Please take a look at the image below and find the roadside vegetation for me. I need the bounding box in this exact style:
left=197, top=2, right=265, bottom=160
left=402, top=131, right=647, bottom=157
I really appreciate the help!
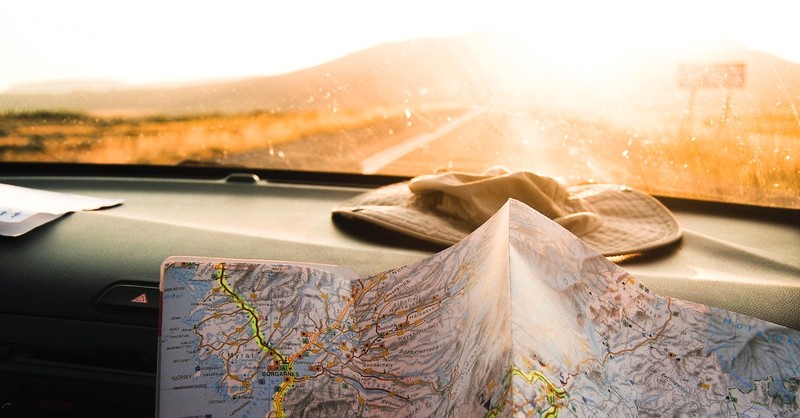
left=546, top=110, right=799, bottom=208
left=0, top=107, right=797, bottom=208
left=0, top=108, right=420, bottom=165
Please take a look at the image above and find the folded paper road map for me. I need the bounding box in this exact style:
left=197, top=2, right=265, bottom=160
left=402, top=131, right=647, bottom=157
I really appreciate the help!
left=158, top=199, right=799, bottom=417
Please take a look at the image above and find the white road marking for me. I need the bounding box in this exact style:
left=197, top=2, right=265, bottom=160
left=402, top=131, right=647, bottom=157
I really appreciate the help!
left=360, top=108, right=484, bottom=174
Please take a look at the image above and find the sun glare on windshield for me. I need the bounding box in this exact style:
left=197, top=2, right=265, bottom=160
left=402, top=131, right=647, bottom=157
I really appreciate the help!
left=0, top=1, right=798, bottom=208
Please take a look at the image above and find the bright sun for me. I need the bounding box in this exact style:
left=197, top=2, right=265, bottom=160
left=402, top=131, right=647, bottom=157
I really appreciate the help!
left=0, top=0, right=797, bottom=92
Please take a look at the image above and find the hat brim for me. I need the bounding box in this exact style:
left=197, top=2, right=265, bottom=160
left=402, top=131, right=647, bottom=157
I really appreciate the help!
left=567, top=184, right=682, bottom=255
left=332, top=182, right=681, bottom=256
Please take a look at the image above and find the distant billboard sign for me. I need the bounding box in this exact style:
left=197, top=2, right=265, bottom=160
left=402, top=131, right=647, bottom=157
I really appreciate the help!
left=678, top=63, right=746, bottom=89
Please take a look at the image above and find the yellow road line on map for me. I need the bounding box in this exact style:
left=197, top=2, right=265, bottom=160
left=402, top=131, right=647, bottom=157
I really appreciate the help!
left=211, top=263, right=295, bottom=417
left=486, top=367, right=567, bottom=418
left=273, top=271, right=391, bottom=415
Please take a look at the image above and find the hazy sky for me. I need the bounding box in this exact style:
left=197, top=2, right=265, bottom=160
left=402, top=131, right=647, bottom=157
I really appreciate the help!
left=1, top=0, right=798, bottom=92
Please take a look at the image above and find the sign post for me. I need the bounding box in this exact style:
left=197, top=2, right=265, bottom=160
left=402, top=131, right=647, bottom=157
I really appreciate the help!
left=678, top=62, right=746, bottom=130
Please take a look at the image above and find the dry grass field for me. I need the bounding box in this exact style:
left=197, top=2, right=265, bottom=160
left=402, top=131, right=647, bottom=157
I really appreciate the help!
left=542, top=110, right=800, bottom=208
left=0, top=108, right=414, bottom=165
left=1, top=107, right=797, bottom=208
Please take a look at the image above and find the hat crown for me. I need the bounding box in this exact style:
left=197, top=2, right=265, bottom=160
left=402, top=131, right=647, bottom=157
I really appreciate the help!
left=408, top=170, right=601, bottom=236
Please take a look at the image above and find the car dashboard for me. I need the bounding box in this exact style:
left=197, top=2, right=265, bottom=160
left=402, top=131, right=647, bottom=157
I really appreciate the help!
left=0, top=164, right=798, bottom=417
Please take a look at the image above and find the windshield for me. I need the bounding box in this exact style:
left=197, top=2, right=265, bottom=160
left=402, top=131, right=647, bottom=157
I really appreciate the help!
left=1, top=1, right=798, bottom=209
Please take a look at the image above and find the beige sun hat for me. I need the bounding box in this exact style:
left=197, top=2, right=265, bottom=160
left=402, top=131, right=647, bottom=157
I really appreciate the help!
left=332, top=167, right=681, bottom=256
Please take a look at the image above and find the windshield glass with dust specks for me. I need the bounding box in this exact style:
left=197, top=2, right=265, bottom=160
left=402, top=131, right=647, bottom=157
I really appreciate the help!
left=1, top=1, right=798, bottom=208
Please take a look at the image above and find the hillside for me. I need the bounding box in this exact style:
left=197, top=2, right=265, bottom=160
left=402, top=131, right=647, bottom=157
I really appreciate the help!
left=1, top=32, right=798, bottom=120
left=0, top=35, right=493, bottom=116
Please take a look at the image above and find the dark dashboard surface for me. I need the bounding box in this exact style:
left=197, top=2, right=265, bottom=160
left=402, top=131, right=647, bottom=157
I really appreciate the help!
left=0, top=169, right=798, bottom=417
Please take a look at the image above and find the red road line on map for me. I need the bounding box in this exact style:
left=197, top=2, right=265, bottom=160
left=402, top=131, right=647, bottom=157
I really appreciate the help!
left=604, top=298, right=674, bottom=362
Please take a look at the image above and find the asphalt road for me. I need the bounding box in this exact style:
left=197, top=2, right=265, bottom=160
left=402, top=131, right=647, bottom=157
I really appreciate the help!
left=218, top=107, right=570, bottom=178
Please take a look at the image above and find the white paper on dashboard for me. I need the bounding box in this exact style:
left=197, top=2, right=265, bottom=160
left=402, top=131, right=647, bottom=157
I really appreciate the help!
left=0, top=183, right=123, bottom=236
